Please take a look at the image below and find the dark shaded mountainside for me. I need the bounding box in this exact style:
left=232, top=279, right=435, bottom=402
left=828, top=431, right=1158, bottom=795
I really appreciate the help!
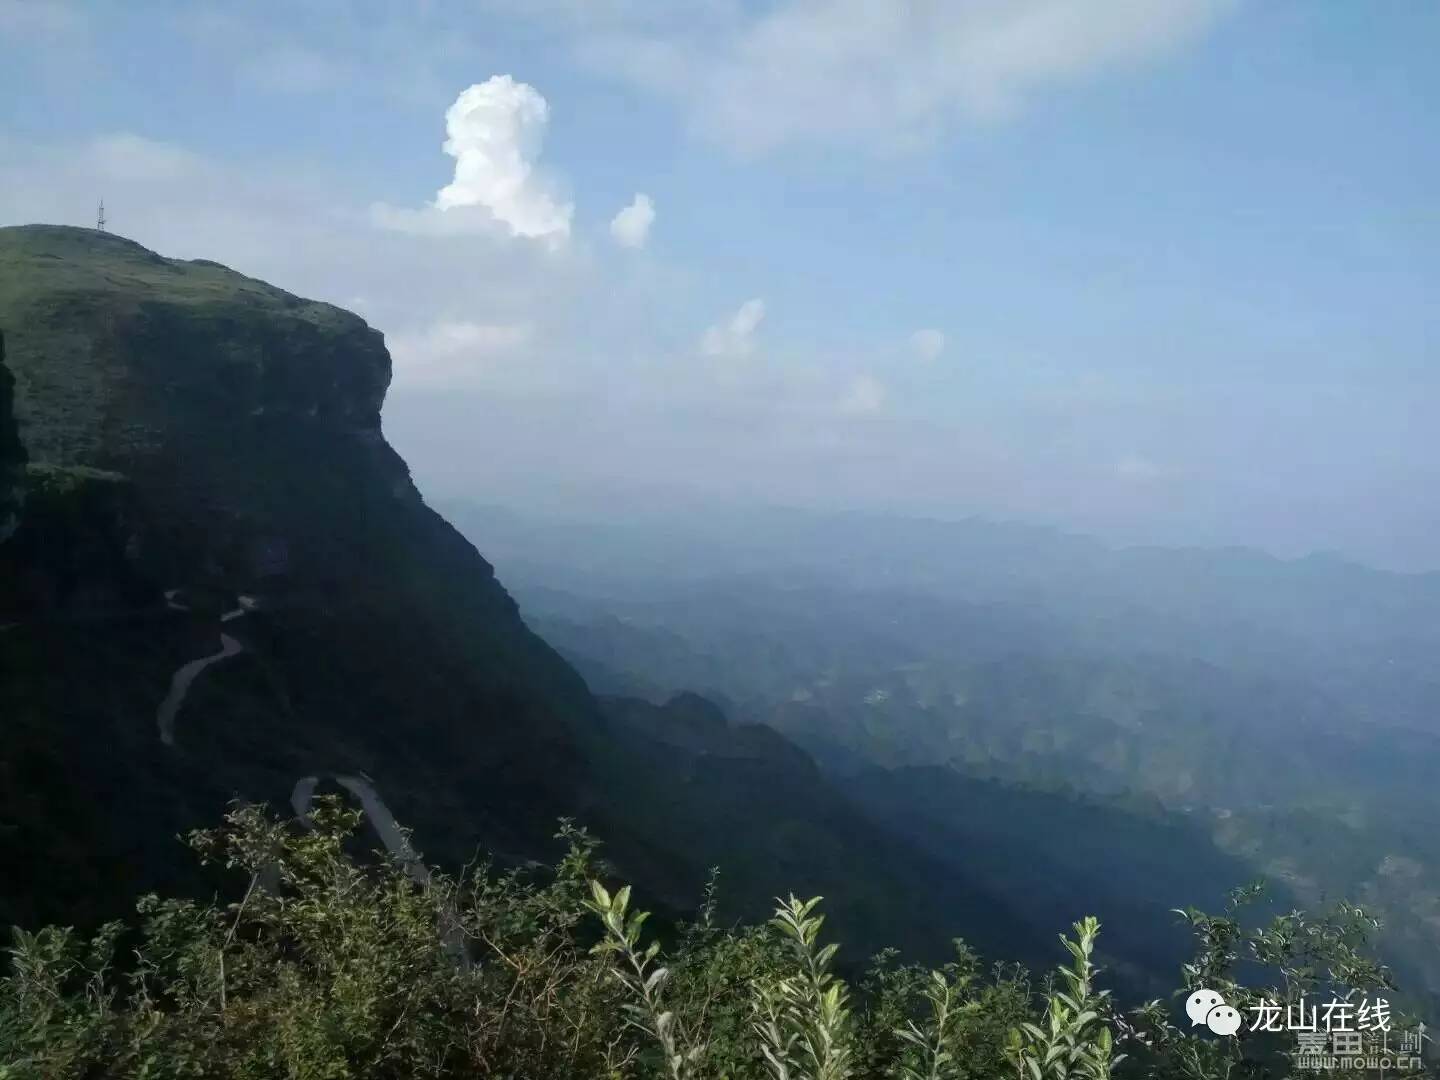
left=0, top=225, right=595, bottom=925
left=0, top=224, right=1151, bottom=984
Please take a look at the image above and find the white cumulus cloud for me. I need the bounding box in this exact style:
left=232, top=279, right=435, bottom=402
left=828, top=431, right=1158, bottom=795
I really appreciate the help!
left=609, top=192, right=655, bottom=248
left=701, top=298, right=765, bottom=357
left=375, top=76, right=573, bottom=246
left=909, top=328, right=946, bottom=362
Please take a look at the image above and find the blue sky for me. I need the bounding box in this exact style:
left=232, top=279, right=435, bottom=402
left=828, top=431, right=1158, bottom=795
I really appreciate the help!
left=2, top=1, right=1437, bottom=568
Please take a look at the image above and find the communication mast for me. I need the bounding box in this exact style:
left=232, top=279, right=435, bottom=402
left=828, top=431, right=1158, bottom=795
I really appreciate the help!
left=96, top=199, right=107, bottom=232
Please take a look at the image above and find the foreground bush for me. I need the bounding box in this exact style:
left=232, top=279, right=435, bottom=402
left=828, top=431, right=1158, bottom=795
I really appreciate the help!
left=0, top=800, right=1417, bottom=1078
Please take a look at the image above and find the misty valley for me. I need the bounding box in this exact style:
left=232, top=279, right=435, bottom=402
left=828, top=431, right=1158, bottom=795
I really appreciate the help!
left=452, top=502, right=1440, bottom=1000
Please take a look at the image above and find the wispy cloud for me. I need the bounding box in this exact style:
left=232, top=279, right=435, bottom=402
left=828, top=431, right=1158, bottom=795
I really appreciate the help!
left=242, top=44, right=349, bottom=94
left=390, top=319, right=535, bottom=388
left=909, top=328, right=946, bottom=362
left=1114, top=454, right=1166, bottom=481
left=839, top=374, right=886, bottom=415
left=556, top=0, right=1238, bottom=152
left=700, top=298, right=765, bottom=357
left=88, top=134, right=203, bottom=182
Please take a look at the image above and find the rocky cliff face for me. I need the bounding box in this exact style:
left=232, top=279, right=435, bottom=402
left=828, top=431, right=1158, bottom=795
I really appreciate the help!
left=0, top=226, right=600, bottom=929
left=0, top=226, right=418, bottom=592
left=1, top=227, right=387, bottom=457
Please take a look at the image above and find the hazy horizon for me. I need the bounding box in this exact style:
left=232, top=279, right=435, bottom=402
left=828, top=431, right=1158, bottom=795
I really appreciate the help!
left=412, top=468, right=1439, bottom=578
left=3, top=1, right=1436, bottom=571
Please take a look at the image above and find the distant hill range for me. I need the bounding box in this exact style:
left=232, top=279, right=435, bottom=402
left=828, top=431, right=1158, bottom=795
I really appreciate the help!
left=440, top=499, right=1440, bottom=1003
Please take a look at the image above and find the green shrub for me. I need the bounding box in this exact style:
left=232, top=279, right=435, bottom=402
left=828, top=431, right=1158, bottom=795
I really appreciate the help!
left=0, top=802, right=1419, bottom=1079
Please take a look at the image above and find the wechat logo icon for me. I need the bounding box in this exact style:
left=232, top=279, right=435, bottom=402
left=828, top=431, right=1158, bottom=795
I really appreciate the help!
left=1185, top=989, right=1241, bottom=1036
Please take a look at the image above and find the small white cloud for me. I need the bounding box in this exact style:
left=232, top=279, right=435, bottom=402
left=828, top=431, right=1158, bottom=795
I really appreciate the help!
left=390, top=319, right=533, bottom=388
left=609, top=192, right=655, bottom=248
left=839, top=374, right=886, bottom=415
left=701, top=298, right=765, bottom=357
left=909, top=328, right=945, bottom=362
left=376, top=76, right=573, bottom=247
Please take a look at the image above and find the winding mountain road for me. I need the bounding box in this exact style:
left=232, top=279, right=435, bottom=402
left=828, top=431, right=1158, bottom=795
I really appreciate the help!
left=290, top=773, right=468, bottom=964
left=154, top=591, right=258, bottom=747
left=147, top=589, right=466, bottom=960
left=290, top=773, right=431, bottom=887
left=156, top=632, right=244, bottom=747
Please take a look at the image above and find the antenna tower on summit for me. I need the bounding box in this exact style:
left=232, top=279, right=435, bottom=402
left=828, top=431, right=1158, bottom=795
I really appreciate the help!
left=96, top=199, right=107, bottom=232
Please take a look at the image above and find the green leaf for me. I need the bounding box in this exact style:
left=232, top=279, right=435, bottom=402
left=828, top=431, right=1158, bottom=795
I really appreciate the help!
left=589, top=880, right=612, bottom=910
